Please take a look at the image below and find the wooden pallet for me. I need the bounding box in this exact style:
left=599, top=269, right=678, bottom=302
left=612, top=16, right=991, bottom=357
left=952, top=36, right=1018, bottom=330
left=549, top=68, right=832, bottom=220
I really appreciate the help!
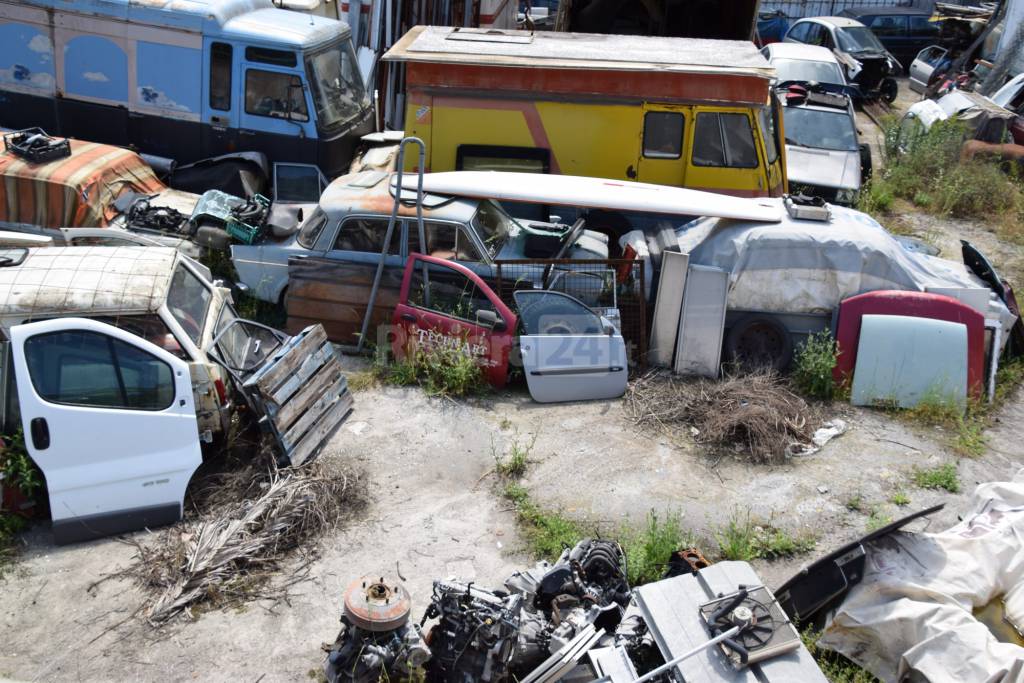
left=243, top=324, right=354, bottom=466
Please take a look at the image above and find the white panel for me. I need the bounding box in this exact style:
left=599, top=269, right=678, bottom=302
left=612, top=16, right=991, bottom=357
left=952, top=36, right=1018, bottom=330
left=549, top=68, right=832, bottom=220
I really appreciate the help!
left=649, top=250, right=688, bottom=367
left=674, top=265, right=728, bottom=377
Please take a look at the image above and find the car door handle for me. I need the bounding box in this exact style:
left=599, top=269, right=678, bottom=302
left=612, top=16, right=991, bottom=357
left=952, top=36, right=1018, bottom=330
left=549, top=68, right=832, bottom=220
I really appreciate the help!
left=401, top=313, right=417, bottom=322
left=30, top=417, right=50, bottom=450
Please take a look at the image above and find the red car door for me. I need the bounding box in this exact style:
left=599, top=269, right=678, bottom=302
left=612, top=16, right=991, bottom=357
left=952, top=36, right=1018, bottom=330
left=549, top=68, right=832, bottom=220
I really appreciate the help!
left=392, top=253, right=517, bottom=388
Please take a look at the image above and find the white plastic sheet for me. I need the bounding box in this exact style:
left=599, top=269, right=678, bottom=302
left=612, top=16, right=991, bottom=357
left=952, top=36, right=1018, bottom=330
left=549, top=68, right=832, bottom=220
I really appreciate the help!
left=819, top=469, right=1024, bottom=682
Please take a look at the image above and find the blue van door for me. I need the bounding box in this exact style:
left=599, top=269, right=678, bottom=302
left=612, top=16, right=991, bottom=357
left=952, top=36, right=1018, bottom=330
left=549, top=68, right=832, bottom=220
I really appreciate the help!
left=237, top=50, right=320, bottom=169
left=201, top=39, right=240, bottom=158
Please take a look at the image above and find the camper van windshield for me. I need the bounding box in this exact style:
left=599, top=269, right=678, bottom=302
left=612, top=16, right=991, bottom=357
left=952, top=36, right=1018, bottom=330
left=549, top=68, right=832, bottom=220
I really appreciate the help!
left=305, top=41, right=367, bottom=131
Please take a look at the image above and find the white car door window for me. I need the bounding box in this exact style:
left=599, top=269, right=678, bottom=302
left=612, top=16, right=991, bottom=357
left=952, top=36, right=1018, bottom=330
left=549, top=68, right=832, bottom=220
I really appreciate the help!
left=11, top=318, right=201, bottom=544
left=513, top=290, right=627, bottom=403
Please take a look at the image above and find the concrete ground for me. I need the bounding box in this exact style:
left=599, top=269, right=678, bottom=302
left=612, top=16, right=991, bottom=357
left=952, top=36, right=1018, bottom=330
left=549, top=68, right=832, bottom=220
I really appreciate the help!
left=2, top=77, right=1023, bottom=682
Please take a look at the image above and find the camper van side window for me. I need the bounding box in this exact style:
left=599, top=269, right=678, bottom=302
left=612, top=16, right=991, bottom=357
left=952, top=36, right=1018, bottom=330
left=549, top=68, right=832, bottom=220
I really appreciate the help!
left=210, top=43, right=232, bottom=111
left=245, top=70, right=309, bottom=121
left=245, top=47, right=298, bottom=68
left=692, top=113, right=758, bottom=169
left=643, top=112, right=684, bottom=159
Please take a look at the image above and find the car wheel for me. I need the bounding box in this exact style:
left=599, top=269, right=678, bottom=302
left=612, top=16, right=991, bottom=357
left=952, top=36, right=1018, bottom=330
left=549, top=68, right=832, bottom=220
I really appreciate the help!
left=880, top=78, right=898, bottom=104
left=725, top=314, right=793, bottom=372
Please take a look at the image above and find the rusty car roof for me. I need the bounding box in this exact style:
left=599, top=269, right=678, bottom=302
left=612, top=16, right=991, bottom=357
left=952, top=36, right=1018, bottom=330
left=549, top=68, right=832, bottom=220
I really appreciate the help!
left=384, top=25, right=775, bottom=77
left=0, top=246, right=178, bottom=319
left=319, top=171, right=478, bottom=222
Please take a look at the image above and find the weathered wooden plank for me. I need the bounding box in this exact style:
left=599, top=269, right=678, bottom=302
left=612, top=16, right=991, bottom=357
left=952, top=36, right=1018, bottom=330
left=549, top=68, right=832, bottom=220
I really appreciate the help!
left=265, top=342, right=336, bottom=406
left=280, top=374, right=348, bottom=451
left=247, top=324, right=328, bottom=396
left=273, top=360, right=343, bottom=432
left=286, top=391, right=354, bottom=466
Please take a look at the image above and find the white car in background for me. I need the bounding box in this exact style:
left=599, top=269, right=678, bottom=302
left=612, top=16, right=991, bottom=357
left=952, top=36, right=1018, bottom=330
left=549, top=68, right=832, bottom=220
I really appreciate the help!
left=761, top=42, right=849, bottom=86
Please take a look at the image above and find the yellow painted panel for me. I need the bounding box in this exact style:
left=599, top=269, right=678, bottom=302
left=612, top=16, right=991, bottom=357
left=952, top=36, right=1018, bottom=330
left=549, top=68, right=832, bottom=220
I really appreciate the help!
left=637, top=104, right=691, bottom=187
left=536, top=101, right=640, bottom=180
left=403, top=99, right=433, bottom=171
left=431, top=105, right=535, bottom=172
left=684, top=106, right=766, bottom=194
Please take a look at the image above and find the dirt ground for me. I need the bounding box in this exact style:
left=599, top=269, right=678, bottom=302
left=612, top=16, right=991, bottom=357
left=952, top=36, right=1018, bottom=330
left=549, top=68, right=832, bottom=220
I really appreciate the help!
left=3, top=79, right=1024, bottom=682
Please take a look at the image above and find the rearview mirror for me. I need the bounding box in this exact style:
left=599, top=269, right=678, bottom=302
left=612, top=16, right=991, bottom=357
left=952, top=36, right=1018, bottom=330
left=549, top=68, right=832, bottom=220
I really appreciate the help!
left=476, top=309, right=506, bottom=332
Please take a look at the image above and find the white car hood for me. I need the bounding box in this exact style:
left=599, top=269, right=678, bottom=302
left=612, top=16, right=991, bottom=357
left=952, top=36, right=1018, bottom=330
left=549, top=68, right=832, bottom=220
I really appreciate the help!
left=786, top=145, right=861, bottom=191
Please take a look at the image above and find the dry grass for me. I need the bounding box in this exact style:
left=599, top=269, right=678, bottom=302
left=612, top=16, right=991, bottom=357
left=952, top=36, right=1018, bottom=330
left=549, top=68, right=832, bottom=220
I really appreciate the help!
left=122, top=451, right=366, bottom=624
left=624, top=370, right=818, bottom=464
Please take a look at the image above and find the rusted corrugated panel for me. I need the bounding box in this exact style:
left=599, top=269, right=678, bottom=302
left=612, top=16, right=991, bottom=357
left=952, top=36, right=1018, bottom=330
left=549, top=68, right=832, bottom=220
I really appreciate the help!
left=406, top=63, right=769, bottom=105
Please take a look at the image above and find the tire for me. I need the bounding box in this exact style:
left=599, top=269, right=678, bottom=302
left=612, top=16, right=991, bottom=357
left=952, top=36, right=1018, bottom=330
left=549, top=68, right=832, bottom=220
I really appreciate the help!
left=880, top=78, right=898, bottom=104
left=725, top=314, right=794, bottom=372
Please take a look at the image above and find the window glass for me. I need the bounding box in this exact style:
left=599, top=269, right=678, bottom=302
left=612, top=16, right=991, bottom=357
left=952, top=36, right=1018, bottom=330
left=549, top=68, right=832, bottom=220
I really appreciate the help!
left=304, top=42, right=366, bottom=130
left=297, top=207, right=328, bottom=249
left=513, top=291, right=603, bottom=336
left=24, top=330, right=173, bottom=410
left=457, top=145, right=549, bottom=173
left=471, top=201, right=514, bottom=257
left=771, top=58, right=845, bottom=84
left=92, top=314, right=187, bottom=360
left=836, top=26, right=885, bottom=52
left=213, top=308, right=283, bottom=373
left=407, top=260, right=497, bottom=322
left=692, top=113, right=759, bottom=168
left=758, top=107, right=779, bottom=164
left=210, top=43, right=232, bottom=111
left=407, top=222, right=483, bottom=261
left=167, top=263, right=212, bottom=344
left=333, top=217, right=402, bottom=253
left=804, top=24, right=826, bottom=46
left=869, top=15, right=907, bottom=37
left=275, top=164, right=323, bottom=202
left=909, top=16, right=939, bottom=37
left=245, top=47, right=297, bottom=67
left=643, top=111, right=684, bottom=159
left=244, top=70, right=308, bottom=121
left=788, top=22, right=810, bottom=42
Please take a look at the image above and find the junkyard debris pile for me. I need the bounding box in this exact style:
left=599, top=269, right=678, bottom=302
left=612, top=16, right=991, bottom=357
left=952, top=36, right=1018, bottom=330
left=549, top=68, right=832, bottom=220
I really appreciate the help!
left=124, top=457, right=365, bottom=623
left=625, top=370, right=818, bottom=464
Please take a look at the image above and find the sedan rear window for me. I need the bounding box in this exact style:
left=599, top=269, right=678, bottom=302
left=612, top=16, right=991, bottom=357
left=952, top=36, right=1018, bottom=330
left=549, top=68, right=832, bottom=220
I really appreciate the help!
left=297, top=207, right=328, bottom=249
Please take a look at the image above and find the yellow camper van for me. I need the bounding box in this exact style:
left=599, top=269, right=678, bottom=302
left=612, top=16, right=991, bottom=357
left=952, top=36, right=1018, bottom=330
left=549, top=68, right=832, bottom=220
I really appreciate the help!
left=383, top=26, right=786, bottom=197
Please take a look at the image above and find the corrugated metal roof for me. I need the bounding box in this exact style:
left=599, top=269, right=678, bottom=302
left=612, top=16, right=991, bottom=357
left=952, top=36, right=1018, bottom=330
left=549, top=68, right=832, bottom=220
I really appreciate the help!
left=0, top=246, right=178, bottom=319
left=384, top=25, right=774, bottom=77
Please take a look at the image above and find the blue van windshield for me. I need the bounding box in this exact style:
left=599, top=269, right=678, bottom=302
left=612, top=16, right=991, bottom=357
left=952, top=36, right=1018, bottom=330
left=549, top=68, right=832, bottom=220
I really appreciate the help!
left=305, top=42, right=367, bottom=130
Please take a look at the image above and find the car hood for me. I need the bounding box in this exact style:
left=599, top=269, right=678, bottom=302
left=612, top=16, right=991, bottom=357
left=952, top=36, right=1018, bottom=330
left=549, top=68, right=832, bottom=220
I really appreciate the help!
left=786, top=145, right=861, bottom=191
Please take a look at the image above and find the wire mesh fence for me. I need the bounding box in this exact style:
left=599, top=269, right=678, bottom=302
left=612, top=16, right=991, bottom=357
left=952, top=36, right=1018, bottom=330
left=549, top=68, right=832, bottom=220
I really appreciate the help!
left=491, top=259, right=648, bottom=370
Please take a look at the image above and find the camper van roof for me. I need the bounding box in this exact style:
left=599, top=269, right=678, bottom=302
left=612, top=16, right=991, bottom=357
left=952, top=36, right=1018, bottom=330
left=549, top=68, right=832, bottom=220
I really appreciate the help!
left=384, top=25, right=774, bottom=77
left=18, top=0, right=349, bottom=45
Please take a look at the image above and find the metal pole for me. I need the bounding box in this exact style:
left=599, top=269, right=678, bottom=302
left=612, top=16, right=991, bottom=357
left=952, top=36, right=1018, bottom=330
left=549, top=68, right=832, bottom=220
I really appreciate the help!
left=633, top=626, right=741, bottom=683
left=355, top=136, right=426, bottom=353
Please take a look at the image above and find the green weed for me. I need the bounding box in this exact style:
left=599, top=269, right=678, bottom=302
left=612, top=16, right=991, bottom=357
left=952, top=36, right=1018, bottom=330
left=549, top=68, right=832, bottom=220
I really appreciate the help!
left=377, top=342, right=486, bottom=398
left=844, top=494, right=864, bottom=512
left=0, top=431, right=42, bottom=498
left=865, top=508, right=893, bottom=532
left=912, top=463, right=960, bottom=493
left=502, top=483, right=586, bottom=562
left=792, top=330, right=839, bottom=400
left=620, top=510, right=693, bottom=586
left=494, top=431, right=536, bottom=479
left=890, top=490, right=910, bottom=506
left=716, top=509, right=815, bottom=561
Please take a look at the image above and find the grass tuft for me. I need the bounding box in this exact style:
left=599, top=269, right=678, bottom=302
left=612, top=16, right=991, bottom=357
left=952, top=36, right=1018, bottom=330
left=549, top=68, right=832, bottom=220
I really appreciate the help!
left=376, top=342, right=486, bottom=398
left=493, top=431, right=536, bottom=479
left=502, top=483, right=586, bottom=562
left=911, top=463, right=960, bottom=493
left=890, top=490, right=910, bottom=507
left=716, top=509, right=815, bottom=561
left=802, top=628, right=880, bottom=682
left=620, top=510, right=693, bottom=586
left=792, top=330, right=840, bottom=400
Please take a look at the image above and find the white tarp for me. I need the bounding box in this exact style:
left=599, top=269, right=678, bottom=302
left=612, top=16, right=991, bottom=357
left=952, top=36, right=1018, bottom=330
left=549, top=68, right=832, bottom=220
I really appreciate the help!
left=818, top=469, right=1024, bottom=682
left=676, top=204, right=1017, bottom=338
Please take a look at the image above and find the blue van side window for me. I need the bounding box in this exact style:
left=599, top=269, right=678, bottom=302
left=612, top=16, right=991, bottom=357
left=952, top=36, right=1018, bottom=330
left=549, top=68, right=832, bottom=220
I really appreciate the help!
left=244, top=70, right=308, bottom=121
left=0, top=23, right=55, bottom=93
left=64, top=35, right=128, bottom=103
left=136, top=41, right=201, bottom=115
left=209, top=43, right=232, bottom=111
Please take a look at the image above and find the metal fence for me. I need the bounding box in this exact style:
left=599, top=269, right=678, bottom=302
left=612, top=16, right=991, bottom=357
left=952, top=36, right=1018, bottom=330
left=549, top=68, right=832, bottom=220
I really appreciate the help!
left=491, top=259, right=649, bottom=370
left=760, top=0, right=923, bottom=18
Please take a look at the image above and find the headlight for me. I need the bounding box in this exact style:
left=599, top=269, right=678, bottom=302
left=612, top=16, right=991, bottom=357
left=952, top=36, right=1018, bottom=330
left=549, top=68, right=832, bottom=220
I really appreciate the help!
left=836, top=188, right=858, bottom=205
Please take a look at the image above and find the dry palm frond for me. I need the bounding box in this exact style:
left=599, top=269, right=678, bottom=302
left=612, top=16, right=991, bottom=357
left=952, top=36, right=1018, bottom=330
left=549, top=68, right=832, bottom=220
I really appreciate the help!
left=126, top=460, right=364, bottom=624
left=625, top=369, right=817, bottom=464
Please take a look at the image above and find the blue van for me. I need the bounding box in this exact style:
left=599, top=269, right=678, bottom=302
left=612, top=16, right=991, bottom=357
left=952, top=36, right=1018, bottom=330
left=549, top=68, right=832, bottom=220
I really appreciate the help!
left=0, top=0, right=375, bottom=188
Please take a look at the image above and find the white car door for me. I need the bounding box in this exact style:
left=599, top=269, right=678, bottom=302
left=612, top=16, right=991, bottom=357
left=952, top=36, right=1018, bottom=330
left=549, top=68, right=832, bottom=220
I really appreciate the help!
left=514, top=290, right=627, bottom=403
left=10, top=318, right=202, bottom=544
